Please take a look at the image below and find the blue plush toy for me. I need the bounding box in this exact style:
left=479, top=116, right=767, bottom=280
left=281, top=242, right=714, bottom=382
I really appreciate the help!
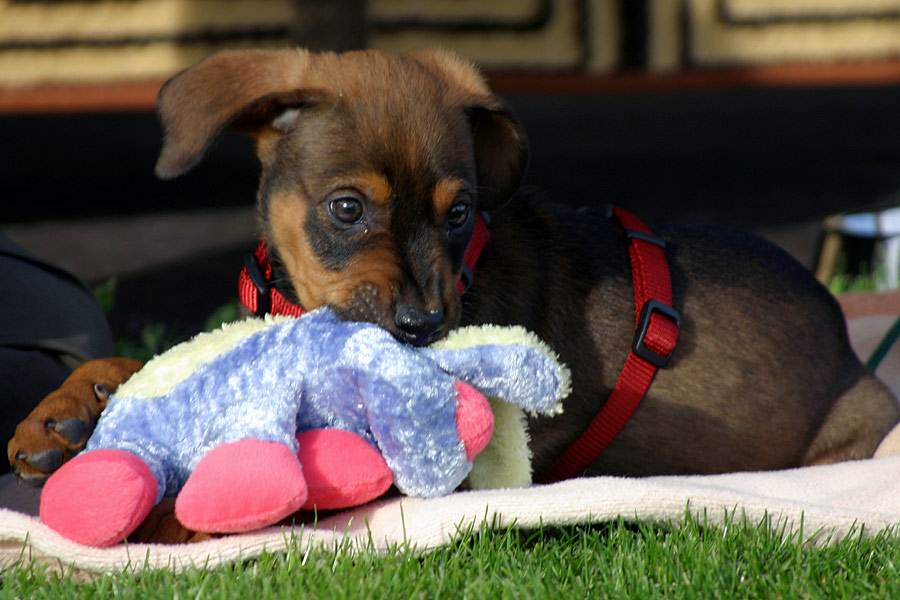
left=40, top=308, right=569, bottom=547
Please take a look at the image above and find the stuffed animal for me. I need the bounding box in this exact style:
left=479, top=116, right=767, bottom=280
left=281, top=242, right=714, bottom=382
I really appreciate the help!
left=39, top=308, right=569, bottom=547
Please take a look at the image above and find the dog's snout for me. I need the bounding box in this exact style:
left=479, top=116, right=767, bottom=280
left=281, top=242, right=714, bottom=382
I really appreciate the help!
left=395, top=306, right=445, bottom=347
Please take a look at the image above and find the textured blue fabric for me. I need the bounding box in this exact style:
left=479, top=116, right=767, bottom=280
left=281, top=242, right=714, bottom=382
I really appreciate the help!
left=87, top=308, right=566, bottom=503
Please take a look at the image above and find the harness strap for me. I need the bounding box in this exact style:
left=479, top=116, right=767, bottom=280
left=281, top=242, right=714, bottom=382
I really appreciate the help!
left=457, top=212, right=490, bottom=295
left=238, top=240, right=306, bottom=318
left=239, top=212, right=491, bottom=317
left=535, top=205, right=680, bottom=484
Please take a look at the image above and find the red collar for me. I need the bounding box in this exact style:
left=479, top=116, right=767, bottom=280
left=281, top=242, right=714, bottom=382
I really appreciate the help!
left=239, top=212, right=491, bottom=317
left=535, top=205, right=680, bottom=483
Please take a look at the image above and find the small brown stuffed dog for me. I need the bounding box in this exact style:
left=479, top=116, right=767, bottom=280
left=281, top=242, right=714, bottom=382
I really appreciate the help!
left=10, top=48, right=899, bottom=491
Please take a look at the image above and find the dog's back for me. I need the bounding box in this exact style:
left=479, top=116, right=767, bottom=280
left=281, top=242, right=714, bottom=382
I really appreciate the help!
left=466, top=193, right=899, bottom=476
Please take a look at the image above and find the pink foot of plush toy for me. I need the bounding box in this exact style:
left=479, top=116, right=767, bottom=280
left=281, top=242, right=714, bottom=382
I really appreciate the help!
left=175, top=439, right=308, bottom=533
left=298, top=380, right=494, bottom=511
left=297, top=429, right=394, bottom=510
left=39, top=449, right=157, bottom=547
left=454, top=381, right=494, bottom=460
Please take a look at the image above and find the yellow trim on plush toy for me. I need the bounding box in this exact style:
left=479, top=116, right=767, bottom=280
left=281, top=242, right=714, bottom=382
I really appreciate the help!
left=465, top=396, right=534, bottom=489
left=433, top=324, right=571, bottom=489
left=116, top=314, right=295, bottom=399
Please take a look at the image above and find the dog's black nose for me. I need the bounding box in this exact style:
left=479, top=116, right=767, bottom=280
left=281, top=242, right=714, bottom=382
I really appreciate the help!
left=395, top=306, right=445, bottom=347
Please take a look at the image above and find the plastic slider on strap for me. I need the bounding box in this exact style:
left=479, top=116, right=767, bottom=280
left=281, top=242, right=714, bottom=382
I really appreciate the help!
left=633, top=299, right=680, bottom=368
left=625, top=229, right=666, bottom=248
left=458, top=263, right=475, bottom=294
left=243, top=252, right=270, bottom=317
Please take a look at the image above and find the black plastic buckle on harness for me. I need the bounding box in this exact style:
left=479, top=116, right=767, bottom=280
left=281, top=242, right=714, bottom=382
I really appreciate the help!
left=243, top=252, right=271, bottom=317
left=633, top=299, right=680, bottom=368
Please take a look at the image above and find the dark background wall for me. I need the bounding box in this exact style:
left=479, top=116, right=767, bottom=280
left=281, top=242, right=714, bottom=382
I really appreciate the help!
left=3, top=82, right=900, bottom=336
left=6, top=84, right=900, bottom=228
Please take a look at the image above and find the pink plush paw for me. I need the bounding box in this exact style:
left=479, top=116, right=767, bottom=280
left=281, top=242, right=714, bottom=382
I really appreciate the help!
left=40, top=449, right=157, bottom=547
left=454, top=381, right=494, bottom=461
left=297, top=429, right=393, bottom=510
left=175, top=439, right=307, bottom=533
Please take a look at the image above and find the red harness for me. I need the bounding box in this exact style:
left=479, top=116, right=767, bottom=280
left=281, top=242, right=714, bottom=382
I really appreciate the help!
left=535, top=206, right=680, bottom=483
left=238, top=206, right=678, bottom=482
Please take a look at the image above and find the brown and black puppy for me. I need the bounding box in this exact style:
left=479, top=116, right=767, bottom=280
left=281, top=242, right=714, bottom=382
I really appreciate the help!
left=9, top=48, right=899, bottom=486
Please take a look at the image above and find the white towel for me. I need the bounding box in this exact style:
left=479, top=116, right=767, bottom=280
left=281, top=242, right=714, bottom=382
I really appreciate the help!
left=2, top=454, right=899, bottom=576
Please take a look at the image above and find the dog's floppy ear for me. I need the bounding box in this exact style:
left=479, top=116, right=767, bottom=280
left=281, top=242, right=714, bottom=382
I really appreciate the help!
left=155, top=48, right=317, bottom=180
left=405, top=49, right=529, bottom=210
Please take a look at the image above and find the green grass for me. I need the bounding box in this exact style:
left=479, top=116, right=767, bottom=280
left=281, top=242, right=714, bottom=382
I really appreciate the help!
left=3, top=514, right=900, bottom=599
left=828, top=271, right=880, bottom=295
left=826, top=261, right=891, bottom=296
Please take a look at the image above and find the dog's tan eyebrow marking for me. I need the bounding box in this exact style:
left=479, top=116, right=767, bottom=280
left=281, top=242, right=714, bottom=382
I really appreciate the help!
left=332, top=173, right=393, bottom=206
left=432, top=178, right=470, bottom=223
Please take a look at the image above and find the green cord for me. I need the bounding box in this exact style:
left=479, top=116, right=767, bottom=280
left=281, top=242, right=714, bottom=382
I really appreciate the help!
left=866, top=316, right=900, bottom=372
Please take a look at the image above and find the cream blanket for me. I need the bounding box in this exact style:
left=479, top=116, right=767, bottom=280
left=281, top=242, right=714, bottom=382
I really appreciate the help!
left=2, top=454, right=899, bottom=576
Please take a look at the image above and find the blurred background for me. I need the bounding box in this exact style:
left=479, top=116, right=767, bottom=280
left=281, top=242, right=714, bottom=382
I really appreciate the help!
left=2, top=0, right=900, bottom=338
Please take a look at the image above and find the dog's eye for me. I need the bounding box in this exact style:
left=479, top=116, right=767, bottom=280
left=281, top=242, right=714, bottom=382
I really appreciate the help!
left=329, top=197, right=364, bottom=224
left=446, top=203, right=471, bottom=229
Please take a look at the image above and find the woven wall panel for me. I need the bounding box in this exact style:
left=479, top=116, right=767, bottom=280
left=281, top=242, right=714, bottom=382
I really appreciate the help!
left=4, top=0, right=900, bottom=88
left=0, top=0, right=621, bottom=88
left=650, top=0, right=900, bottom=71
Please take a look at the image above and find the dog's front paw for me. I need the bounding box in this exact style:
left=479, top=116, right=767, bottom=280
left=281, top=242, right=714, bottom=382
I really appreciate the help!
left=7, top=358, right=142, bottom=485
left=9, top=384, right=109, bottom=485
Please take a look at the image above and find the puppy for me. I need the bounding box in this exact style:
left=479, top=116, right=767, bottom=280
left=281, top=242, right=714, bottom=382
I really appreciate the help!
left=10, top=48, right=899, bottom=488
